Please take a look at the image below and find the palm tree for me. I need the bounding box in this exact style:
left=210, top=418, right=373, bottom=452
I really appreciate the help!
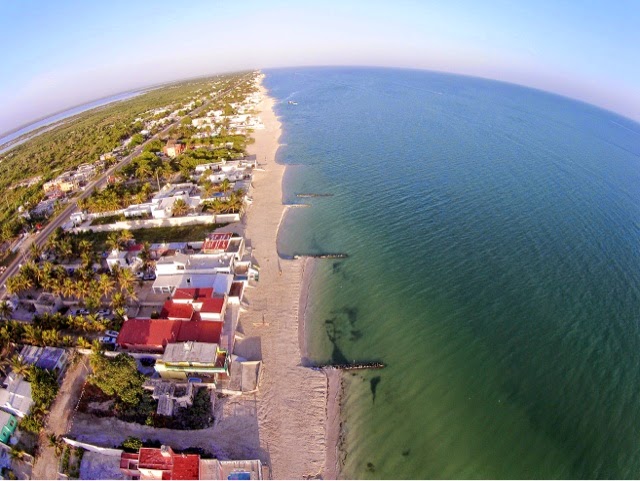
left=106, top=232, right=120, bottom=252
left=135, top=160, right=153, bottom=180
left=10, top=356, right=30, bottom=377
left=29, top=242, right=43, bottom=262
left=0, top=301, right=13, bottom=321
left=6, top=274, right=32, bottom=296
left=119, top=230, right=134, bottom=246
left=139, top=242, right=152, bottom=271
left=42, top=329, right=61, bottom=347
left=171, top=198, right=189, bottom=217
left=91, top=339, right=103, bottom=354
left=117, top=268, right=136, bottom=296
left=76, top=337, right=91, bottom=349
left=60, top=278, right=77, bottom=299
left=22, top=325, right=43, bottom=346
left=110, top=291, right=126, bottom=311
left=57, top=238, right=74, bottom=261
left=75, top=279, right=91, bottom=301
left=133, top=191, right=147, bottom=205
left=97, top=274, right=115, bottom=299
left=219, top=179, right=232, bottom=196
left=78, top=239, right=93, bottom=257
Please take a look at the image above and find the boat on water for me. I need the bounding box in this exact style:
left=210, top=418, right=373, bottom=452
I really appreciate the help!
left=288, top=100, right=298, bottom=105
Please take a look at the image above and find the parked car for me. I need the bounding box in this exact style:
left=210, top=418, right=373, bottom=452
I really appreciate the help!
left=105, top=330, right=119, bottom=338
left=97, top=309, right=111, bottom=317
left=135, top=271, right=145, bottom=279
left=76, top=308, right=89, bottom=315
left=143, top=273, right=156, bottom=281
left=99, top=336, right=117, bottom=344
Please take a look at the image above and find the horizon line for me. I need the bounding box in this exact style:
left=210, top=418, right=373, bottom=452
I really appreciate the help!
left=2, top=64, right=639, bottom=139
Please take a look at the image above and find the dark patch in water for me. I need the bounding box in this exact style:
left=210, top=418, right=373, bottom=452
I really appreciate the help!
left=324, top=306, right=361, bottom=363
left=370, top=376, right=381, bottom=402
left=325, top=318, right=349, bottom=364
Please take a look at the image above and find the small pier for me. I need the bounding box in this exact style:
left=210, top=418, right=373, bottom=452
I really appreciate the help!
left=292, top=253, right=349, bottom=259
left=312, top=362, right=385, bottom=371
left=295, top=193, right=334, bottom=198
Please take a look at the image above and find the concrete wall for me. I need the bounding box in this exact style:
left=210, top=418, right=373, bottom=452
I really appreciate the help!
left=76, top=213, right=240, bottom=233
left=62, top=437, right=123, bottom=457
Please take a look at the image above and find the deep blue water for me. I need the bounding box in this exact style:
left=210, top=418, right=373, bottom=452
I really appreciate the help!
left=265, top=67, right=640, bottom=479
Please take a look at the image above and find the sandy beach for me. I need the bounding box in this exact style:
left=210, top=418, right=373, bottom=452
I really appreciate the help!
left=236, top=75, right=341, bottom=479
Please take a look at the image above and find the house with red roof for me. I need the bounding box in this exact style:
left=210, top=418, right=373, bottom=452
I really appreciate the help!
left=120, top=445, right=199, bottom=480
left=120, top=445, right=264, bottom=480
left=116, top=319, right=222, bottom=353
left=169, top=286, right=228, bottom=322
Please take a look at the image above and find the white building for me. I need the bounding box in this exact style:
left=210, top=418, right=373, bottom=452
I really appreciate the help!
left=0, top=374, right=33, bottom=418
left=107, top=249, right=142, bottom=273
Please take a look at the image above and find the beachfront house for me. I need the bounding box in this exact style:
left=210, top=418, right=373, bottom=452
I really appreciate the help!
left=120, top=446, right=200, bottom=480
left=154, top=341, right=230, bottom=383
left=119, top=445, right=264, bottom=480
left=116, top=318, right=222, bottom=353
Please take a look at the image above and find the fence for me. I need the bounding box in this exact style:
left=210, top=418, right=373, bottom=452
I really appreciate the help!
left=76, top=213, right=241, bottom=233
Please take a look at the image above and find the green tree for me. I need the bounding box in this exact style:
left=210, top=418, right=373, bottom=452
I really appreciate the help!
left=122, top=436, right=143, bottom=451
left=29, top=366, right=59, bottom=409
left=89, top=352, right=145, bottom=406
left=171, top=198, right=189, bottom=217
left=0, top=301, right=13, bottom=321
left=129, top=133, right=145, bottom=147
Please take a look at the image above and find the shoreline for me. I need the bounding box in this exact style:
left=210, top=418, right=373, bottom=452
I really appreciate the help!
left=240, top=74, right=340, bottom=479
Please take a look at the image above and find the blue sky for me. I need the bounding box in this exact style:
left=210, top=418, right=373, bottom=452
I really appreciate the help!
left=1, top=0, right=639, bottom=133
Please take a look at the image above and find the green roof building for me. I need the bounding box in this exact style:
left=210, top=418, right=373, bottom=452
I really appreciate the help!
left=0, top=410, right=18, bottom=444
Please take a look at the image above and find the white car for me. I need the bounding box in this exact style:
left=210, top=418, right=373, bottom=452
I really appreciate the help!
left=105, top=330, right=119, bottom=338
left=99, top=336, right=117, bottom=344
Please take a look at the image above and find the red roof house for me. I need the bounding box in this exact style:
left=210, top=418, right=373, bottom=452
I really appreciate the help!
left=117, top=319, right=222, bottom=353
left=120, top=446, right=200, bottom=480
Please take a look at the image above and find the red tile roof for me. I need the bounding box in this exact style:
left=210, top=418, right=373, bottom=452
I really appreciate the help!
left=177, top=321, right=221, bottom=344
left=171, top=454, right=200, bottom=480
left=138, top=448, right=173, bottom=472
left=117, top=319, right=222, bottom=350
left=199, top=297, right=225, bottom=314
left=172, top=287, right=214, bottom=301
left=202, top=232, right=232, bottom=252
left=161, top=301, right=195, bottom=321
left=117, top=319, right=181, bottom=350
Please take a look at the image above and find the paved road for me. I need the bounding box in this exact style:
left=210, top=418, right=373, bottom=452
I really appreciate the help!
left=0, top=74, right=250, bottom=298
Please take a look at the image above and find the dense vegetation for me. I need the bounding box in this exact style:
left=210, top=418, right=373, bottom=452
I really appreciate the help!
left=18, top=366, right=59, bottom=434
left=0, top=72, right=248, bottom=237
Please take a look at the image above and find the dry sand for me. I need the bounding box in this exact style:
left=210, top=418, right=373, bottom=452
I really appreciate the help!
left=236, top=77, right=341, bottom=479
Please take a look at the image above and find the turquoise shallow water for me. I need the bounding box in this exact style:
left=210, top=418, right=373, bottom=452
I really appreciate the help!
left=265, top=67, right=640, bottom=479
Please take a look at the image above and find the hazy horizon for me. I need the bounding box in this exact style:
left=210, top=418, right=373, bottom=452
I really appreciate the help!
left=1, top=0, right=639, bottom=133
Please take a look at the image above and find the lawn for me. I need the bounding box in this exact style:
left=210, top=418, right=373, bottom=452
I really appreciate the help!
left=72, top=223, right=228, bottom=251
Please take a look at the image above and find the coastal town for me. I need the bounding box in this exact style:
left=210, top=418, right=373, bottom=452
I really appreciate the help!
left=0, top=71, right=333, bottom=480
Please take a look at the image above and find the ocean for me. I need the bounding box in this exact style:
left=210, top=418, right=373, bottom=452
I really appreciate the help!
left=264, top=67, right=640, bottom=479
